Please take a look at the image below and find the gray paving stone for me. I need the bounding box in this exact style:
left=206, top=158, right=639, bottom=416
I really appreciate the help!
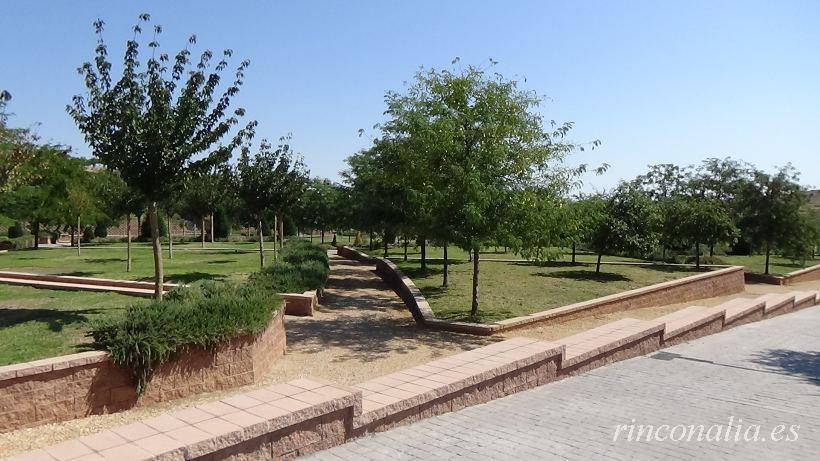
left=303, top=306, right=820, bottom=460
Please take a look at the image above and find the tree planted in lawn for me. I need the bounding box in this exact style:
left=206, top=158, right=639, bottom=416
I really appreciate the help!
left=665, top=195, right=737, bottom=268
left=737, top=166, right=808, bottom=274
left=69, top=14, right=251, bottom=299
left=236, top=137, right=309, bottom=267
left=588, top=186, right=660, bottom=273
left=379, top=62, right=591, bottom=318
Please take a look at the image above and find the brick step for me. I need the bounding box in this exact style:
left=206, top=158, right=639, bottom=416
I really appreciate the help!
left=755, top=292, right=796, bottom=316
left=654, top=305, right=724, bottom=343
left=353, top=337, right=564, bottom=434
left=560, top=318, right=664, bottom=370
left=709, top=297, right=766, bottom=327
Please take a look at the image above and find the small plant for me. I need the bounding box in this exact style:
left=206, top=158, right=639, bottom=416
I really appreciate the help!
left=88, top=281, right=280, bottom=394
left=7, top=221, right=26, bottom=238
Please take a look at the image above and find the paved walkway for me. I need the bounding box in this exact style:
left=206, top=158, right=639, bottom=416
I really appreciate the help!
left=304, top=306, right=820, bottom=460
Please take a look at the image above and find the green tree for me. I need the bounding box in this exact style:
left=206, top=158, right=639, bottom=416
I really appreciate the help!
left=665, top=195, right=737, bottom=268
left=236, top=137, right=309, bottom=267
left=298, top=178, right=342, bottom=244
left=178, top=166, right=232, bottom=248
left=91, top=168, right=143, bottom=271
left=0, top=147, right=84, bottom=249
left=68, top=14, right=251, bottom=299
left=737, top=166, right=809, bottom=274
left=378, top=62, right=591, bottom=317
left=588, top=186, right=660, bottom=273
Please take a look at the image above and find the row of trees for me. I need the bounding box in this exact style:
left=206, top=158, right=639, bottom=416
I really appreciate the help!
left=1, top=15, right=337, bottom=300
left=333, top=64, right=817, bottom=318
left=339, top=61, right=604, bottom=317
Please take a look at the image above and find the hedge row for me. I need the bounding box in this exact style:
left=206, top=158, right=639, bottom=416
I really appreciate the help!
left=87, top=239, right=328, bottom=394
left=248, top=239, right=330, bottom=294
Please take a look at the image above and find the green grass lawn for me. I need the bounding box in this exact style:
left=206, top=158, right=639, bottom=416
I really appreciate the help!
left=0, top=241, right=273, bottom=284
left=394, top=258, right=701, bottom=323
left=0, top=242, right=281, bottom=365
left=372, top=243, right=816, bottom=276
left=720, top=254, right=810, bottom=277
left=0, top=285, right=143, bottom=365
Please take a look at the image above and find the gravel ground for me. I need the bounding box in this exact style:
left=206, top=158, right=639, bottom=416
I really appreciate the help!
left=2, top=253, right=817, bottom=456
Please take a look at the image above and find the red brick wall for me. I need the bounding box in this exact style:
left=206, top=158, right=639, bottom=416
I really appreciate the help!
left=784, top=263, right=820, bottom=284
left=0, top=309, right=286, bottom=433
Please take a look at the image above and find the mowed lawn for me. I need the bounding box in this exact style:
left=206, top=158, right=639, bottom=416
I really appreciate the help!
left=378, top=244, right=816, bottom=276
left=0, top=241, right=270, bottom=283
left=0, top=241, right=276, bottom=365
left=0, top=285, right=143, bottom=365
left=394, top=259, right=701, bottom=323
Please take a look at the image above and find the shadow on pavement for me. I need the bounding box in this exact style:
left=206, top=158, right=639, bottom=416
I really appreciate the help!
left=750, top=348, right=820, bottom=385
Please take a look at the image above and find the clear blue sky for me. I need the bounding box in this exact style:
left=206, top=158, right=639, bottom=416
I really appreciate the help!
left=2, top=1, right=818, bottom=190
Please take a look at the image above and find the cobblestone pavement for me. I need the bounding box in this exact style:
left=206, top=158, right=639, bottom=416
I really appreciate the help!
left=303, top=306, right=820, bottom=460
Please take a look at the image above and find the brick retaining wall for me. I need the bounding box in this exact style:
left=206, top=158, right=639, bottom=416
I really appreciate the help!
left=7, top=292, right=819, bottom=460
left=0, top=309, right=286, bottom=433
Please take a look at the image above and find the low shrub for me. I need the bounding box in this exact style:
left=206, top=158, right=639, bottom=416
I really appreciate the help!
left=95, top=222, right=109, bottom=238
left=88, top=281, right=280, bottom=394
left=249, top=240, right=330, bottom=293
left=281, top=239, right=329, bottom=266
left=82, top=226, right=95, bottom=243
left=249, top=260, right=329, bottom=294
left=8, top=221, right=26, bottom=238
left=0, top=235, right=35, bottom=250
left=684, top=255, right=727, bottom=266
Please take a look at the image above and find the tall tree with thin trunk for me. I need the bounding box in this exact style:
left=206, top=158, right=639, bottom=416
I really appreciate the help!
left=378, top=61, right=592, bottom=319
left=737, top=166, right=808, bottom=274
left=69, top=14, right=251, bottom=299
left=236, top=137, right=309, bottom=268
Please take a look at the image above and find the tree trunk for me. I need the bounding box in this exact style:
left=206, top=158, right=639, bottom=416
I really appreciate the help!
left=321, top=229, right=325, bottom=244
left=383, top=231, right=388, bottom=258
left=571, top=243, right=576, bottom=263
left=368, top=230, right=373, bottom=250
left=470, top=247, right=479, bottom=318
left=662, top=246, right=666, bottom=262
left=33, top=221, right=40, bottom=249
left=421, top=237, right=427, bottom=274
left=403, top=236, right=408, bottom=261
left=126, top=214, right=132, bottom=272
left=709, top=243, right=714, bottom=258
left=201, top=216, right=206, bottom=248
left=210, top=213, right=215, bottom=243
left=258, top=219, right=265, bottom=268
left=148, top=203, right=164, bottom=301
left=70, top=225, right=76, bottom=248
left=596, top=253, right=602, bottom=273
left=765, top=242, right=771, bottom=275
left=443, top=243, right=449, bottom=287
left=167, top=211, right=173, bottom=260
left=277, top=213, right=284, bottom=250
left=273, top=215, right=278, bottom=261
left=76, top=216, right=81, bottom=256
left=695, top=242, right=700, bottom=269
left=310, top=229, right=314, bottom=243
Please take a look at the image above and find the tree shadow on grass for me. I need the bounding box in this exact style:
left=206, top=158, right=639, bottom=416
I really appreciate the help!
left=0, top=307, right=101, bottom=332
left=61, top=271, right=105, bottom=277
left=83, top=258, right=123, bottom=264
left=749, top=348, right=820, bottom=386
left=138, top=272, right=226, bottom=284
left=534, top=270, right=631, bottom=282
